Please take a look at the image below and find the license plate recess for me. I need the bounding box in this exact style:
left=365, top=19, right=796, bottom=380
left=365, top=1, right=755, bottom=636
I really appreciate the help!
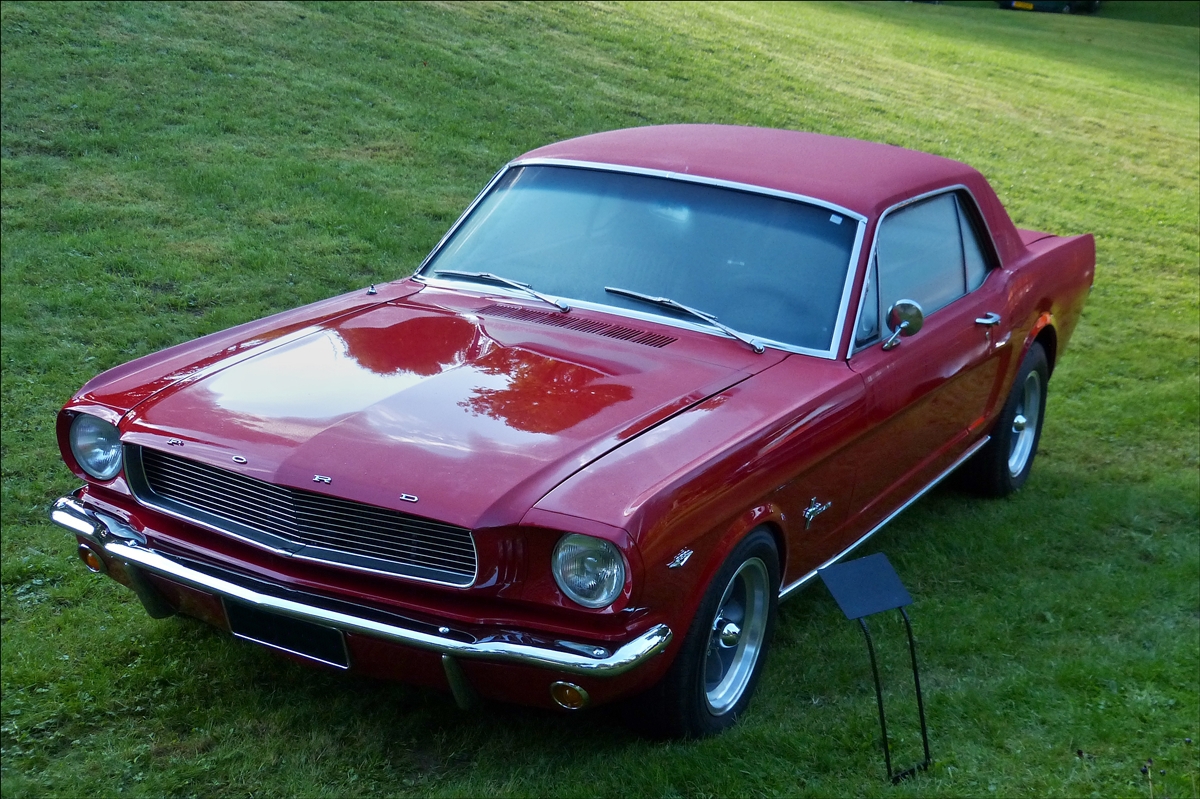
left=225, top=600, right=350, bottom=669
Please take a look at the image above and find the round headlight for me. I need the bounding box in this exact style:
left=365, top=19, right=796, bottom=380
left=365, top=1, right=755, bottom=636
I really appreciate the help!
left=552, top=534, right=626, bottom=609
left=69, top=414, right=123, bottom=481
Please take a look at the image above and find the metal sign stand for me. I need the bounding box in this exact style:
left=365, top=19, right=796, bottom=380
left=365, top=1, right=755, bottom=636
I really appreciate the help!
left=819, top=552, right=931, bottom=784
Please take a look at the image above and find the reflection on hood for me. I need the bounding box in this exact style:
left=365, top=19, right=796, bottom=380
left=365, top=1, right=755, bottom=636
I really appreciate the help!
left=460, top=347, right=633, bottom=434
left=201, top=307, right=633, bottom=436
left=337, top=314, right=482, bottom=377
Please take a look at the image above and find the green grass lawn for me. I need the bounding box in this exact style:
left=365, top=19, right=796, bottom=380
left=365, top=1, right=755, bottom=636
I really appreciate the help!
left=1094, top=1, right=1200, bottom=26
left=2, top=1, right=1197, bottom=796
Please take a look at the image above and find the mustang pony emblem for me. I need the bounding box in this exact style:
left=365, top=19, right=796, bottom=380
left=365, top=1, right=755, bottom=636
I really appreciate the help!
left=803, top=497, right=832, bottom=529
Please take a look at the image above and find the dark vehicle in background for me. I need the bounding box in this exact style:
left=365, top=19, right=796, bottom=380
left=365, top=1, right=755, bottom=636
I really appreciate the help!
left=996, top=1, right=1101, bottom=14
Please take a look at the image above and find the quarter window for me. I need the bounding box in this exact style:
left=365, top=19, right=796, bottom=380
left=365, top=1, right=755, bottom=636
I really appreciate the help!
left=962, top=206, right=989, bottom=292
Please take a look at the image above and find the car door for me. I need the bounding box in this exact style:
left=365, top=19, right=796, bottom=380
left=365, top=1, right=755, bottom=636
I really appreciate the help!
left=844, top=190, right=1014, bottom=523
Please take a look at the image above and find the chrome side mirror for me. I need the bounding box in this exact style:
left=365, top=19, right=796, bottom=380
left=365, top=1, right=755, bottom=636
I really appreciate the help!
left=882, top=299, right=924, bottom=351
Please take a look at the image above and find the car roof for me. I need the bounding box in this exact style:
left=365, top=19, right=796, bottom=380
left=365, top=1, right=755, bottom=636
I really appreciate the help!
left=518, top=124, right=979, bottom=220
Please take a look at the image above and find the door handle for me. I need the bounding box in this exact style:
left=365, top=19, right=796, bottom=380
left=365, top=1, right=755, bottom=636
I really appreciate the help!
left=975, top=312, right=1001, bottom=326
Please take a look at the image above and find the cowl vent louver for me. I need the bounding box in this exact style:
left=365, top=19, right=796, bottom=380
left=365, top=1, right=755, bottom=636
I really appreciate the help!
left=480, top=304, right=676, bottom=348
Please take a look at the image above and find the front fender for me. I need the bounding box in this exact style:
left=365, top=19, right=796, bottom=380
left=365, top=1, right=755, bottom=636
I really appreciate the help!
left=531, top=356, right=863, bottom=636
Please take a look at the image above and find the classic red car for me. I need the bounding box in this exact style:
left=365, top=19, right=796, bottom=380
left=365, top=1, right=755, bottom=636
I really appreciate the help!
left=51, top=125, right=1094, bottom=737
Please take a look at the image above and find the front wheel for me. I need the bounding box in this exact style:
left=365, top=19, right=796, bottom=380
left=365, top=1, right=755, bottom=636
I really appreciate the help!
left=961, top=341, right=1049, bottom=496
left=628, top=529, right=779, bottom=738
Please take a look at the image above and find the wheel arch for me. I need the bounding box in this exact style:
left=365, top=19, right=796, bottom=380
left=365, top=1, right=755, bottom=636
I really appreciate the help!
left=660, top=512, right=786, bottom=651
left=708, top=511, right=786, bottom=596
left=760, top=520, right=787, bottom=586
left=1033, top=322, right=1058, bottom=376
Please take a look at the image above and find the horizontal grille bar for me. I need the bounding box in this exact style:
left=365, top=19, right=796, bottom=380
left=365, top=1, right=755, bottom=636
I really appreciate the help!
left=135, top=447, right=476, bottom=585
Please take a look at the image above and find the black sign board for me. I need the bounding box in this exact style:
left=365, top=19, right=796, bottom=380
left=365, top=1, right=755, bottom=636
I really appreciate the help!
left=819, top=553, right=931, bottom=783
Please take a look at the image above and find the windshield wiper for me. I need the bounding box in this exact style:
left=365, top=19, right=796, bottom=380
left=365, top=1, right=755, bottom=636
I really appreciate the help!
left=432, top=270, right=570, bottom=313
left=604, top=286, right=764, bottom=353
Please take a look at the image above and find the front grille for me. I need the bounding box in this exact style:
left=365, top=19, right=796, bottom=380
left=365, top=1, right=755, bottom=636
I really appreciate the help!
left=133, top=447, right=476, bottom=586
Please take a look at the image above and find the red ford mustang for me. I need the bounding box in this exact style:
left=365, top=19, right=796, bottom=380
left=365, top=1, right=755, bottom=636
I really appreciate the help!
left=51, top=125, right=1094, bottom=737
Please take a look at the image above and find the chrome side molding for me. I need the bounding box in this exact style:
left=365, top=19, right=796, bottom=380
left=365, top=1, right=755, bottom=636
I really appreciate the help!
left=779, top=436, right=991, bottom=601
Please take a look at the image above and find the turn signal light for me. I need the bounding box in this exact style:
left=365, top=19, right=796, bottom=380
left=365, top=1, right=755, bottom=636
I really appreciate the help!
left=78, top=544, right=106, bottom=574
left=549, top=681, right=590, bottom=710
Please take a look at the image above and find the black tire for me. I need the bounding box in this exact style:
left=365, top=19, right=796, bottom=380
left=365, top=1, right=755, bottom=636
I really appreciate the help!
left=960, top=342, right=1049, bottom=497
left=626, top=528, right=780, bottom=738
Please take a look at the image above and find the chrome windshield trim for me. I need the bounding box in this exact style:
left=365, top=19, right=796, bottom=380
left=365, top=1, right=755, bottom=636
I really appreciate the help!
left=831, top=212, right=867, bottom=359
left=509, top=157, right=870, bottom=223
left=413, top=166, right=510, bottom=276
left=415, top=159, right=867, bottom=360
left=848, top=184, right=1003, bottom=357
left=778, top=434, right=990, bottom=600
left=49, top=496, right=672, bottom=677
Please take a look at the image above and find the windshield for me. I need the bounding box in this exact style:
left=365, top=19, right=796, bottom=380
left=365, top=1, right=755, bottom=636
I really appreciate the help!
left=421, top=165, right=859, bottom=353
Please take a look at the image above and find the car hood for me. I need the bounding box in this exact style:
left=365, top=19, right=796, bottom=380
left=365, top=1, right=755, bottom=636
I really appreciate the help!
left=120, top=292, right=781, bottom=529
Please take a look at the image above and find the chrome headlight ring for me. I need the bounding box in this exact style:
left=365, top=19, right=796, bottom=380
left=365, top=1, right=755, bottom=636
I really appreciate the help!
left=69, top=413, right=123, bottom=481
left=551, top=533, right=626, bottom=609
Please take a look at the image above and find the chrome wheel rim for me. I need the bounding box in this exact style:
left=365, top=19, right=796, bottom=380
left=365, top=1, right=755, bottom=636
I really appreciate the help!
left=1008, top=369, right=1042, bottom=477
left=703, top=557, right=769, bottom=715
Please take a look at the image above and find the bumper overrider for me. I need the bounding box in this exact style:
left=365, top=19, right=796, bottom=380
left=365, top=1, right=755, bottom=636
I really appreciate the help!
left=50, top=495, right=673, bottom=710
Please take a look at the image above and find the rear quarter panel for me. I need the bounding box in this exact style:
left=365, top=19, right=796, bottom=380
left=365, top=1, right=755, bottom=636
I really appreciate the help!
left=1010, top=232, right=1096, bottom=364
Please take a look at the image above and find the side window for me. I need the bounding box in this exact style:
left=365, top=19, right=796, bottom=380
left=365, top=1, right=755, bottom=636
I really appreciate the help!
left=876, top=193, right=965, bottom=317
left=855, top=191, right=995, bottom=349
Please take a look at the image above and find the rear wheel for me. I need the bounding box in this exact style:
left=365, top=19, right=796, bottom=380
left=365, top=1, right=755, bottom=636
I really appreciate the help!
left=628, top=529, right=779, bottom=738
left=961, top=342, right=1049, bottom=497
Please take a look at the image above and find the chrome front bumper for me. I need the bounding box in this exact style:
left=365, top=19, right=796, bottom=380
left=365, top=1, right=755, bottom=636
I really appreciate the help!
left=51, top=495, right=672, bottom=688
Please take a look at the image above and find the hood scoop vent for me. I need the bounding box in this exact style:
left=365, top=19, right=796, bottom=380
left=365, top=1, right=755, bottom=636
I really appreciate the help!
left=480, top=304, right=676, bottom=348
